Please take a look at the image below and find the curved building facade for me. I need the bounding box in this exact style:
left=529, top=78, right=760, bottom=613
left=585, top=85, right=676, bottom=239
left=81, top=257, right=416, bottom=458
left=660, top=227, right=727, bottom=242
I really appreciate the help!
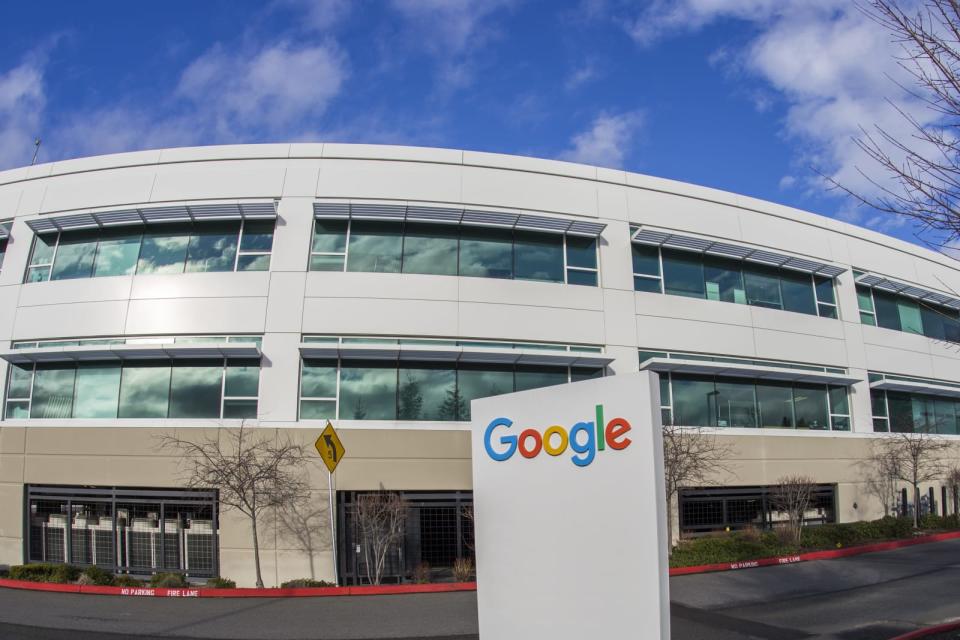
left=1, top=143, right=959, bottom=586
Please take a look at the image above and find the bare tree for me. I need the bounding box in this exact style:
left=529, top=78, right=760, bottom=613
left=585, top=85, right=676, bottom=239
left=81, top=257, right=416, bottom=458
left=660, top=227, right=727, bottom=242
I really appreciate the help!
left=877, top=430, right=953, bottom=527
left=354, top=488, right=408, bottom=585
left=662, top=424, right=735, bottom=549
left=278, top=496, right=330, bottom=581
left=771, top=475, right=817, bottom=546
left=160, top=425, right=309, bottom=587
left=862, top=443, right=903, bottom=516
left=831, top=1, right=960, bottom=247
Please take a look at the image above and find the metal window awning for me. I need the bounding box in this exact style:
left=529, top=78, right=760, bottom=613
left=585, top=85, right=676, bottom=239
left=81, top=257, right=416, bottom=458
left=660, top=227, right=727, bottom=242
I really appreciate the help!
left=639, top=357, right=860, bottom=385
left=870, top=378, right=960, bottom=399
left=298, top=343, right=613, bottom=367
left=0, top=342, right=261, bottom=365
left=856, top=272, right=960, bottom=310
left=25, top=202, right=278, bottom=235
left=632, top=228, right=846, bottom=278
left=313, top=202, right=606, bottom=237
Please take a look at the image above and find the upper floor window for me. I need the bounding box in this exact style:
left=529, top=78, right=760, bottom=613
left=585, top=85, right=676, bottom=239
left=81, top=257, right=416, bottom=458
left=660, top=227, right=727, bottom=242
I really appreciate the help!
left=632, top=244, right=837, bottom=319
left=0, top=221, right=10, bottom=271
left=660, top=373, right=850, bottom=431
left=5, top=358, right=259, bottom=420
left=870, top=387, right=958, bottom=435
left=857, top=284, right=960, bottom=341
left=24, top=220, right=274, bottom=283
left=309, top=219, right=598, bottom=286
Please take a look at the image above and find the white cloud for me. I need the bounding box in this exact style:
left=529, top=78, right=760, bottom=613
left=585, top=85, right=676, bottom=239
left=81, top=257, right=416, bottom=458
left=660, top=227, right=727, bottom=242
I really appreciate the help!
left=558, top=110, right=644, bottom=169
left=177, top=40, right=347, bottom=136
left=0, top=60, right=45, bottom=169
left=565, top=60, right=599, bottom=91
left=273, top=0, right=352, bottom=32
left=624, top=1, right=937, bottom=233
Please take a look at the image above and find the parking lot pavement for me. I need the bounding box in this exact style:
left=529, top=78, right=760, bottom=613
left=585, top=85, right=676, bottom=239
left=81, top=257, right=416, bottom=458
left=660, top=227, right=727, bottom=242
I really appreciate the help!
left=2, top=539, right=960, bottom=640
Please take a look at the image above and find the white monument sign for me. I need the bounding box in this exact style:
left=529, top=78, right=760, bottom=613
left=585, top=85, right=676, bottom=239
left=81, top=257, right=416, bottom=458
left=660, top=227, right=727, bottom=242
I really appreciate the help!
left=471, top=371, right=670, bottom=639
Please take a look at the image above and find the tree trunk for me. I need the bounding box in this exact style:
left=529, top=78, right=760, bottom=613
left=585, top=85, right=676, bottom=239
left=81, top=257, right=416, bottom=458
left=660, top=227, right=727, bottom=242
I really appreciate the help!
left=913, top=485, right=921, bottom=529
left=665, top=495, right=674, bottom=555
left=251, top=514, right=264, bottom=588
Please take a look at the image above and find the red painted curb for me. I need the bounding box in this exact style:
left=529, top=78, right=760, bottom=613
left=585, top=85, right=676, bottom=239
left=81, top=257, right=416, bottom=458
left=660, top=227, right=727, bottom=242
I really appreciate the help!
left=669, top=530, right=960, bottom=577
left=0, top=578, right=477, bottom=598
left=889, top=619, right=960, bottom=640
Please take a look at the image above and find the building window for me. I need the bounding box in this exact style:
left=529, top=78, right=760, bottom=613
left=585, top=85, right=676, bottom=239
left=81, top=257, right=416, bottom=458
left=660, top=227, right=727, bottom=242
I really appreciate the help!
left=633, top=245, right=837, bottom=319
left=309, top=219, right=599, bottom=286
left=679, top=485, right=836, bottom=535
left=300, top=360, right=603, bottom=422
left=659, top=373, right=850, bottom=430
left=857, top=285, right=877, bottom=326
left=339, top=490, right=473, bottom=585
left=26, top=485, right=218, bottom=577
left=5, top=359, right=259, bottom=420
left=24, top=220, right=274, bottom=283
left=870, top=388, right=959, bottom=434
left=0, top=221, right=9, bottom=271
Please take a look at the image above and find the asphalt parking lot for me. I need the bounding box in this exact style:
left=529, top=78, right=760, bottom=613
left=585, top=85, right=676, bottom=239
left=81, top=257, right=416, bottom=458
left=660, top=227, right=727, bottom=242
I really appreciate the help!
left=0, top=539, right=959, bottom=639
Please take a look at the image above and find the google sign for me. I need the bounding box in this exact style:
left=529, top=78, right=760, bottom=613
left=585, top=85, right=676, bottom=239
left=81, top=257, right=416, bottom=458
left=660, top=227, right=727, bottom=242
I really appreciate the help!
left=483, top=404, right=632, bottom=467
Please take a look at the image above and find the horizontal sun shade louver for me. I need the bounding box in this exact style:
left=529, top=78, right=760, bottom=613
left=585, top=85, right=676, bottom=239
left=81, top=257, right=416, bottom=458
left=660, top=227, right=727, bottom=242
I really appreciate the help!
left=639, top=357, right=860, bottom=386
left=313, top=202, right=606, bottom=237
left=299, top=343, right=614, bottom=367
left=632, top=228, right=846, bottom=278
left=0, top=342, right=261, bottom=365
left=856, top=272, right=960, bottom=310
left=26, top=202, right=278, bottom=234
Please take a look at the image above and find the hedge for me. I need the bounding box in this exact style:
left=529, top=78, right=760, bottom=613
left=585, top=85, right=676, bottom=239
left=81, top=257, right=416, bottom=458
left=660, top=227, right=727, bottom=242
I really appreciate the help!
left=670, top=516, right=947, bottom=568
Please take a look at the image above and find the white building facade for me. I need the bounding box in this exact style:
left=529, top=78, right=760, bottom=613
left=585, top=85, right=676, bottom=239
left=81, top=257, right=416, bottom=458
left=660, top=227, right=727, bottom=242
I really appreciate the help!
left=0, top=143, right=958, bottom=587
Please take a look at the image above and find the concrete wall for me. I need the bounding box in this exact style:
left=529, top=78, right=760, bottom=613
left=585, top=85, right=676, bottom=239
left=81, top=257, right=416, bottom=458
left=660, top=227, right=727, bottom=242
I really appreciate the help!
left=1, top=143, right=960, bottom=585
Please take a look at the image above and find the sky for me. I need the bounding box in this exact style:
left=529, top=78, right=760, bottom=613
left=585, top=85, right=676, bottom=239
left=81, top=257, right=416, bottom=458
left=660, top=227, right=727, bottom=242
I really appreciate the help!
left=0, top=0, right=947, bottom=249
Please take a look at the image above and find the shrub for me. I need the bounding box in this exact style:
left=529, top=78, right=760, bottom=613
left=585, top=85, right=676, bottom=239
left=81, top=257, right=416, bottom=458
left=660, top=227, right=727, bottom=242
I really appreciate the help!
left=279, top=578, right=336, bottom=588
left=412, top=562, right=432, bottom=584
left=205, top=577, right=236, bottom=589
left=79, top=566, right=115, bottom=586
left=670, top=532, right=795, bottom=568
left=114, top=575, right=144, bottom=587
left=9, top=563, right=81, bottom=584
left=149, top=572, right=188, bottom=588
left=452, top=557, right=474, bottom=582
left=919, top=513, right=960, bottom=531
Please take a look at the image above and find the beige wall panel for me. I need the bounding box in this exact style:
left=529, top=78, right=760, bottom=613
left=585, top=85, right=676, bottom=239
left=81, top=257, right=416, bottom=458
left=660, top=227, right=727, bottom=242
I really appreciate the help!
left=753, top=329, right=846, bottom=366
left=636, top=292, right=754, bottom=328
left=276, top=549, right=335, bottom=584
left=603, top=289, right=639, bottom=348
left=334, top=459, right=472, bottom=491
left=749, top=306, right=846, bottom=341
left=258, top=333, right=302, bottom=422
left=0, top=483, right=23, bottom=539
left=16, top=184, right=47, bottom=217
left=0, top=455, right=24, bottom=483
left=461, top=166, right=597, bottom=217
left=316, top=159, right=462, bottom=203
left=13, top=300, right=129, bottom=340
left=0, top=535, right=22, bottom=567
left=219, top=548, right=280, bottom=588
left=338, top=429, right=470, bottom=459
left=150, top=160, right=285, bottom=201
left=737, top=211, right=835, bottom=263
left=39, top=167, right=157, bottom=214
left=596, top=182, right=629, bottom=222
left=265, top=272, right=306, bottom=334
left=125, top=297, right=267, bottom=335
left=0, top=427, right=26, bottom=454
left=23, top=455, right=179, bottom=486
left=24, top=427, right=206, bottom=456
left=863, top=343, right=935, bottom=377
left=0, top=286, right=19, bottom=336
left=271, top=199, right=314, bottom=273
left=599, top=220, right=635, bottom=293
left=844, top=236, right=919, bottom=281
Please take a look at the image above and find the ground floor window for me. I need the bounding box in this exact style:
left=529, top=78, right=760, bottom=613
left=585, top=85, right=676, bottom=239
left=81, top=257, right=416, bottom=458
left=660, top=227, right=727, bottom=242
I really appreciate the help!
left=338, top=490, right=473, bottom=585
left=26, top=485, right=218, bottom=577
left=678, top=484, right=836, bottom=535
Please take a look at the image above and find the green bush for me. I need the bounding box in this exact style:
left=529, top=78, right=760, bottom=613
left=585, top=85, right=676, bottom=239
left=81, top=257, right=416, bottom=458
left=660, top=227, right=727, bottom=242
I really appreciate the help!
left=205, top=577, right=236, bottom=589
left=280, top=578, right=336, bottom=588
left=919, top=513, right=960, bottom=531
left=79, top=566, right=116, bottom=586
left=114, top=575, right=144, bottom=587
left=9, top=563, right=81, bottom=584
left=670, top=531, right=795, bottom=568
left=149, top=572, right=188, bottom=588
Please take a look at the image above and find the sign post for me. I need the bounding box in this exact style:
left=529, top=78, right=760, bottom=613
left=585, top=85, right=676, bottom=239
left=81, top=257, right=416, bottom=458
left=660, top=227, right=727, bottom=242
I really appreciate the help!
left=470, top=372, right=670, bottom=639
left=315, top=421, right=345, bottom=586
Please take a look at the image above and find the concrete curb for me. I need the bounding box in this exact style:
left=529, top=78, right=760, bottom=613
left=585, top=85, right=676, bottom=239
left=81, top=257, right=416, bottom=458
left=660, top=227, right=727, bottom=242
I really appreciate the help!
left=890, top=619, right=960, bottom=639
left=668, top=530, right=960, bottom=577
left=0, top=578, right=478, bottom=598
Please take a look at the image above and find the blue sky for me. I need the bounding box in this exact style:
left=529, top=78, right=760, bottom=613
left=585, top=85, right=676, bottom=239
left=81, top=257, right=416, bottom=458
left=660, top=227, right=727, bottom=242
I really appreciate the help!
left=0, top=1, right=941, bottom=248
